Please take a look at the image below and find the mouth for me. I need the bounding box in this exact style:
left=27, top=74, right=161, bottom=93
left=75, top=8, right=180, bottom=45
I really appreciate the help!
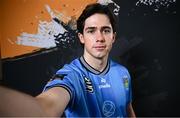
left=94, top=46, right=106, bottom=51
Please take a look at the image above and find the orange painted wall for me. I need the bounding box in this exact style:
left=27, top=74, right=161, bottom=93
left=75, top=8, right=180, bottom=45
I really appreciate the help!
left=1, top=0, right=96, bottom=59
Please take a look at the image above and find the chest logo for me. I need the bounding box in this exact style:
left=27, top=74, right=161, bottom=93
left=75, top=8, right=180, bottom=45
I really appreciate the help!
left=101, top=78, right=106, bottom=83
left=99, top=77, right=111, bottom=89
left=83, top=76, right=94, bottom=93
left=102, top=100, right=116, bottom=117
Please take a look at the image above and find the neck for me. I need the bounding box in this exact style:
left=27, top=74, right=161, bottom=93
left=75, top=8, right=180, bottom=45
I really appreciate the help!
left=83, top=54, right=108, bottom=72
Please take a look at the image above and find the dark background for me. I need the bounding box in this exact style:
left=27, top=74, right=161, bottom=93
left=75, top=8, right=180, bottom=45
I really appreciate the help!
left=1, top=0, right=179, bottom=116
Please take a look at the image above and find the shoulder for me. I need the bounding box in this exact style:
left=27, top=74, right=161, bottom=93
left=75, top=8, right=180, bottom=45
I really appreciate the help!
left=56, top=58, right=83, bottom=77
left=109, top=60, right=131, bottom=80
left=110, top=60, right=129, bottom=72
left=44, top=58, right=83, bottom=96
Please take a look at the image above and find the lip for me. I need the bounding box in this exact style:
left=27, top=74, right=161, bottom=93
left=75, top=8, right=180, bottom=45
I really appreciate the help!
left=94, top=45, right=106, bottom=50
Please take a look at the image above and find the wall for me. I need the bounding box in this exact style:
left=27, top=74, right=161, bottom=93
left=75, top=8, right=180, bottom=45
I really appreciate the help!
left=1, top=0, right=96, bottom=59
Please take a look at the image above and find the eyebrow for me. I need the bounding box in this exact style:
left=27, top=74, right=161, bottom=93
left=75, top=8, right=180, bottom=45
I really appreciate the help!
left=101, top=26, right=111, bottom=30
left=84, top=27, right=96, bottom=31
left=84, top=26, right=111, bottom=31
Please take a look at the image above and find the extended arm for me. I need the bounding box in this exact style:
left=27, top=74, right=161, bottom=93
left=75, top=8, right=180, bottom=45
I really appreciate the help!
left=0, top=85, right=70, bottom=117
left=36, top=87, right=70, bottom=116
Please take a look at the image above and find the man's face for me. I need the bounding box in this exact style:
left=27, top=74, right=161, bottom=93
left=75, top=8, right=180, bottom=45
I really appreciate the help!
left=78, top=13, right=116, bottom=59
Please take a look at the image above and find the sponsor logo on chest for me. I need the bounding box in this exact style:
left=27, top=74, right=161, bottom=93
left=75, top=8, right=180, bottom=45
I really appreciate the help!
left=99, top=77, right=111, bottom=89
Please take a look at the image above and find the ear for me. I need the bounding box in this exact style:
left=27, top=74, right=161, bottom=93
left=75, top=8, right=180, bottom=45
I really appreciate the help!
left=78, top=33, right=85, bottom=44
left=112, top=32, right=116, bottom=43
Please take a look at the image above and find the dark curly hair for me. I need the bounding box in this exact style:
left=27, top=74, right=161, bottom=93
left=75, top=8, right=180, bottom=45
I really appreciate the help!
left=77, top=3, right=116, bottom=34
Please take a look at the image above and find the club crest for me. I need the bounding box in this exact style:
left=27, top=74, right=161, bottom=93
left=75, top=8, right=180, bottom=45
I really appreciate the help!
left=122, top=76, right=129, bottom=90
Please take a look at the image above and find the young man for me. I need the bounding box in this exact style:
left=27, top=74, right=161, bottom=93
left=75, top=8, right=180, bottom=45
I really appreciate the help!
left=0, top=3, right=135, bottom=117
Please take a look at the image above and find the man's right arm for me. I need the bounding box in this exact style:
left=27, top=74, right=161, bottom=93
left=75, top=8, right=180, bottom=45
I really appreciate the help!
left=36, top=87, right=70, bottom=116
left=0, top=86, right=70, bottom=117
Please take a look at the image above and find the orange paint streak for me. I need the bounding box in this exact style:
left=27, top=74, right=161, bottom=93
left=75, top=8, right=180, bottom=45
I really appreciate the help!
left=1, top=0, right=97, bottom=59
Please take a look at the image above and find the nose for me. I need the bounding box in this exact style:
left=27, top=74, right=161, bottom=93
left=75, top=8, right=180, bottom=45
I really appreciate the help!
left=96, top=31, right=105, bottom=42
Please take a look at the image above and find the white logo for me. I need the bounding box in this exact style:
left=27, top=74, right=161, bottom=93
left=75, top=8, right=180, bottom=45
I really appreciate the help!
left=99, top=83, right=111, bottom=89
left=102, top=100, right=116, bottom=117
left=83, top=76, right=93, bottom=93
left=99, top=78, right=111, bottom=89
left=101, top=78, right=106, bottom=83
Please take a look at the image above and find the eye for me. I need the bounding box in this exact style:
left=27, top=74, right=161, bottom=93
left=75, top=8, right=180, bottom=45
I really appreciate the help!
left=87, top=29, right=95, bottom=34
left=103, top=28, right=111, bottom=34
